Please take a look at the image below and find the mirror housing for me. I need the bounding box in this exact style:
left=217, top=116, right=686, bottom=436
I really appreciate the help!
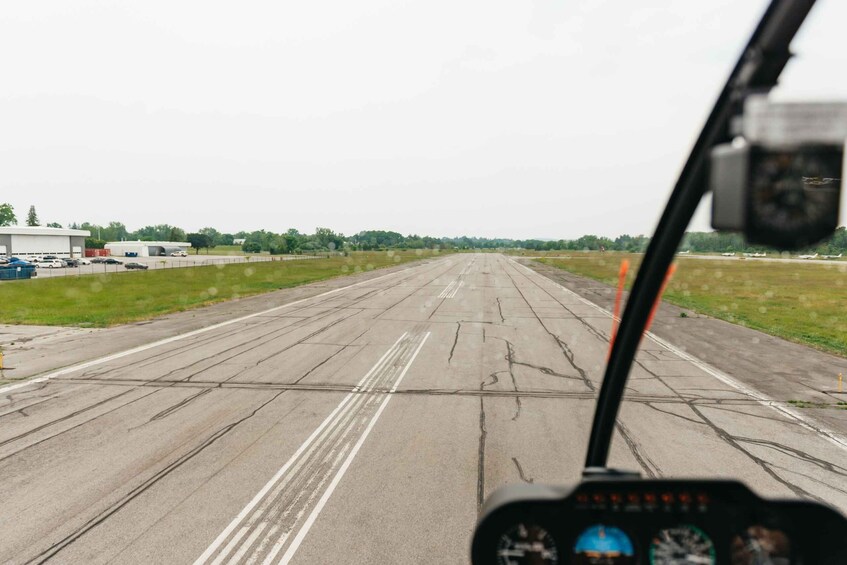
left=711, top=97, right=846, bottom=250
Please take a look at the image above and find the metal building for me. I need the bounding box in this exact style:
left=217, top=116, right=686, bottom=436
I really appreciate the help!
left=105, top=241, right=191, bottom=257
left=0, top=226, right=90, bottom=258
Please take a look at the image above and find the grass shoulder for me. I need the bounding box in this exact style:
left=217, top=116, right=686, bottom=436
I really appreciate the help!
left=0, top=250, right=445, bottom=327
left=536, top=253, right=847, bottom=358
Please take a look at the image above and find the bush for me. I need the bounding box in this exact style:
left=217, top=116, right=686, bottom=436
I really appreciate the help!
left=242, top=241, right=262, bottom=253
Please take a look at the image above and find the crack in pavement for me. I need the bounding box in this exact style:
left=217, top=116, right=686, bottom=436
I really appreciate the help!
left=512, top=456, right=534, bottom=484
left=449, top=322, right=461, bottom=365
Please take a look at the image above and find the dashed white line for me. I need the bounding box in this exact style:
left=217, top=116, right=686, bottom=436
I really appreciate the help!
left=438, top=279, right=464, bottom=299
left=438, top=279, right=457, bottom=298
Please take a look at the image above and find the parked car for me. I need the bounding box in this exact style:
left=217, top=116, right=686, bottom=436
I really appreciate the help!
left=125, top=262, right=149, bottom=270
left=90, top=257, right=107, bottom=263
left=103, top=258, right=123, bottom=265
left=170, top=250, right=188, bottom=257
left=63, top=258, right=80, bottom=267
left=43, top=255, right=59, bottom=260
left=36, top=260, right=64, bottom=268
left=77, top=258, right=91, bottom=265
left=8, top=257, right=28, bottom=264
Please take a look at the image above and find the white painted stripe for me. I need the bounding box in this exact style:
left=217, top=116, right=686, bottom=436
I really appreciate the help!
left=438, top=279, right=457, bottom=299
left=508, top=257, right=847, bottom=453
left=277, top=332, right=430, bottom=565
left=447, top=280, right=464, bottom=299
left=0, top=260, right=435, bottom=396
left=193, top=334, right=409, bottom=565
left=228, top=338, right=414, bottom=562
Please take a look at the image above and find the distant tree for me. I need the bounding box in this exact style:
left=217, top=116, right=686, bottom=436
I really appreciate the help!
left=0, top=203, right=17, bottom=226
left=168, top=227, right=187, bottom=242
left=103, top=221, right=129, bottom=241
left=85, top=238, right=106, bottom=249
left=26, top=205, right=39, bottom=226
left=242, top=241, right=262, bottom=253
left=198, top=227, right=222, bottom=247
left=314, top=227, right=344, bottom=251
left=186, top=233, right=212, bottom=254
left=131, top=224, right=184, bottom=241
left=46, top=222, right=63, bottom=228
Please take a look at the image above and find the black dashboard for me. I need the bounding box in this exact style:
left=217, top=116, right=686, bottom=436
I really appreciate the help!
left=471, top=479, right=847, bottom=565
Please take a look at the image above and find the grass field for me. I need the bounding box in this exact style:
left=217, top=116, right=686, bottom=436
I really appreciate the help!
left=537, top=253, right=847, bottom=357
left=0, top=250, right=442, bottom=327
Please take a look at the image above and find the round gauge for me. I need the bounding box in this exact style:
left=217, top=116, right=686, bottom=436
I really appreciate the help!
left=650, top=525, right=716, bottom=565
left=573, top=524, right=636, bottom=565
left=496, top=523, right=558, bottom=565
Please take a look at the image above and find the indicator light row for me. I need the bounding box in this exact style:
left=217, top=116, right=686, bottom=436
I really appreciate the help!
left=575, top=491, right=710, bottom=507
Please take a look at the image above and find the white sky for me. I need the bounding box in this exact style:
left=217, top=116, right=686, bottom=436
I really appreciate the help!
left=1, top=0, right=845, bottom=239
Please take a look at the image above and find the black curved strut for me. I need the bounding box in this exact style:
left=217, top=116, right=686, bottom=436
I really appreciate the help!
left=584, top=0, right=817, bottom=469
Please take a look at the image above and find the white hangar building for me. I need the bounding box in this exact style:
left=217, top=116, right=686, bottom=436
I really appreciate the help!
left=105, top=241, right=191, bottom=257
left=0, top=226, right=90, bottom=258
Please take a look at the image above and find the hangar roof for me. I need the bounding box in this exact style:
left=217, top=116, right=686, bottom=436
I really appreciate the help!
left=105, top=241, right=190, bottom=247
left=0, top=226, right=90, bottom=237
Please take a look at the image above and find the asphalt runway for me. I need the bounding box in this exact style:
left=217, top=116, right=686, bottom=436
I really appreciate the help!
left=2, top=253, right=847, bottom=564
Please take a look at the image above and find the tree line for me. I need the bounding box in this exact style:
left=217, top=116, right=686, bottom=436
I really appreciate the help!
left=1, top=203, right=845, bottom=255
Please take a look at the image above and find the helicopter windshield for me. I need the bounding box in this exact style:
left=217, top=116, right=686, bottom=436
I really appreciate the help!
left=0, top=1, right=845, bottom=564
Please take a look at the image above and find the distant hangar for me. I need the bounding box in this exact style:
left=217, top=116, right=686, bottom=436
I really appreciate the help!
left=0, top=226, right=90, bottom=258
left=105, top=241, right=191, bottom=257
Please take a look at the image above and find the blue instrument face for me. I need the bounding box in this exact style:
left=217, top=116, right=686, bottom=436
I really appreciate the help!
left=573, top=525, right=635, bottom=564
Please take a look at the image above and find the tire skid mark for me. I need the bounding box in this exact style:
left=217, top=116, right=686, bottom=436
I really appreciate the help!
left=27, top=391, right=288, bottom=564
left=149, top=388, right=214, bottom=423
left=293, top=328, right=370, bottom=385
left=615, top=421, right=661, bottom=478
left=19, top=262, right=450, bottom=455
left=2, top=257, right=449, bottom=396
left=69, top=260, right=449, bottom=390
left=0, top=388, right=137, bottom=450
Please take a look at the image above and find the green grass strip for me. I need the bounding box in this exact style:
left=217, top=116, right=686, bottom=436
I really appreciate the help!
left=0, top=250, right=444, bottom=327
left=537, top=253, right=847, bottom=358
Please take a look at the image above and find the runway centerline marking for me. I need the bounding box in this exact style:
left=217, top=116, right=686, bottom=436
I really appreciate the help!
left=195, top=330, right=431, bottom=565
left=438, top=279, right=464, bottom=299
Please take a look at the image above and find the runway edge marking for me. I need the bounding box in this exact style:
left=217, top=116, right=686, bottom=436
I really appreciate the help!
left=509, top=257, right=847, bottom=453
left=0, top=259, right=441, bottom=396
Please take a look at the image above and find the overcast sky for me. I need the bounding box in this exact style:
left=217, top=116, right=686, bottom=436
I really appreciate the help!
left=2, top=0, right=845, bottom=239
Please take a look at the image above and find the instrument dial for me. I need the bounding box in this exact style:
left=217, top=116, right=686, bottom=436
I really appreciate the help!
left=496, top=523, right=558, bottom=565
left=650, top=525, right=715, bottom=565
left=573, top=524, right=636, bottom=565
